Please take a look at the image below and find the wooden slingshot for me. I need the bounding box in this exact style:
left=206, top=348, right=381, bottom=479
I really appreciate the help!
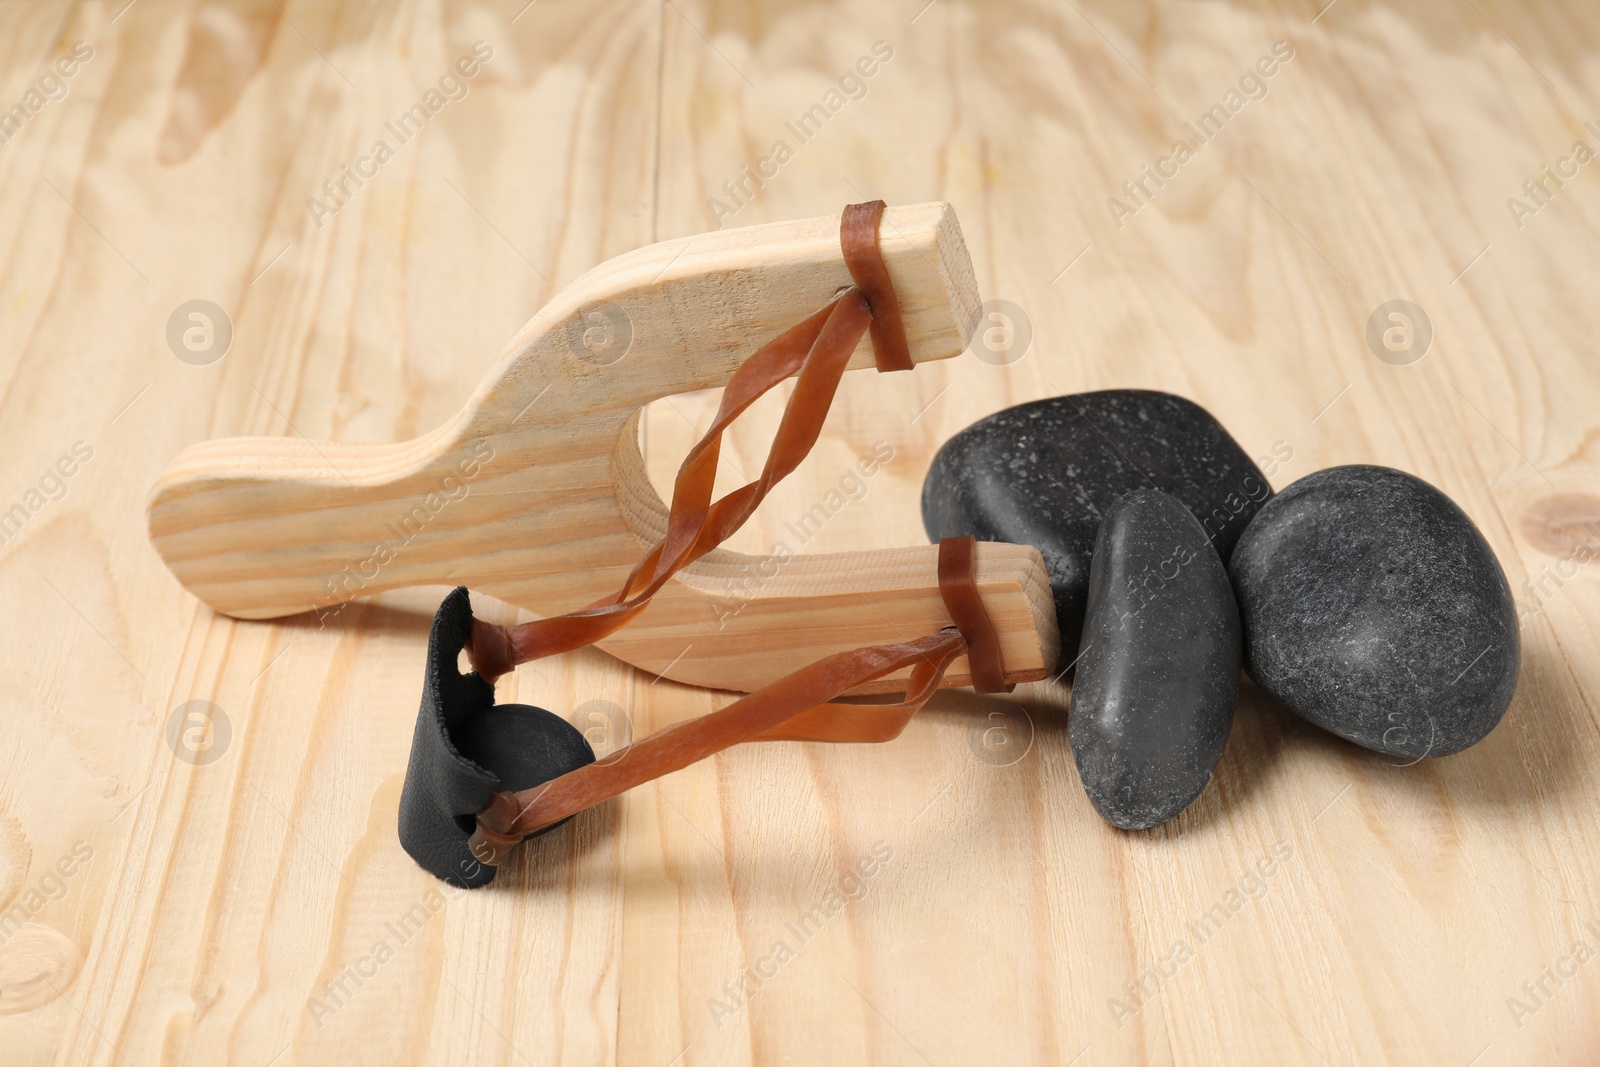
left=147, top=202, right=1057, bottom=694
left=148, top=202, right=1061, bottom=886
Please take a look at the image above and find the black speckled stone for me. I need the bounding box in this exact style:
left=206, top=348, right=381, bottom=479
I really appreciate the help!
left=1229, top=465, right=1519, bottom=758
left=1069, top=490, right=1241, bottom=830
left=922, top=390, right=1271, bottom=654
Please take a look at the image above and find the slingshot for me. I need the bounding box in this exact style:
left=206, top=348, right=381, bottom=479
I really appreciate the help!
left=147, top=202, right=1061, bottom=886
left=148, top=202, right=1056, bottom=694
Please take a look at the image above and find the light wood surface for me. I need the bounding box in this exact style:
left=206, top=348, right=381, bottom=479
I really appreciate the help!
left=2, top=1, right=1598, bottom=1065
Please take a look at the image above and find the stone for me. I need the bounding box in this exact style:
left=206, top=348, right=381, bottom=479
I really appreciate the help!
left=1068, top=490, right=1242, bottom=829
left=1229, top=465, right=1519, bottom=758
left=922, top=390, right=1271, bottom=654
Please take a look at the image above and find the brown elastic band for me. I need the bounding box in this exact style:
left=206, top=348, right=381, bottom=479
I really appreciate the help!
left=467, top=536, right=1014, bottom=861
left=460, top=206, right=988, bottom=867
left=936, top=534, right=1010, bottom=694
left=840, top=200, right=913, bottom=373
left=751, top=535, right=1009, bottom=744
left=467, top=202, right=910, bottom=682
left=468, top=627, right=969, bottom=863
left=467, top=293, right=869, bottom=680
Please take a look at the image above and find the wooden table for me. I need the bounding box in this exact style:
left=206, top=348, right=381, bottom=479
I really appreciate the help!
left=2, top=1, right=1596, bottom=1063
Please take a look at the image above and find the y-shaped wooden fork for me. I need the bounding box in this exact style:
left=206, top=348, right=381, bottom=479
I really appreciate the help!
left=147, top=203, right=1059, bottom=693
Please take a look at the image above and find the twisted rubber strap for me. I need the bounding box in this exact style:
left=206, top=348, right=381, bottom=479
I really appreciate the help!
left=469, top=627, right=967, bottom=862
left=461, top=203, right=1003, bottom=865
left=467, top=201, right=908, bottom=682
left=467, top=536, right=1009, bottom=862
left=751, top=534, right=1008, bottom=744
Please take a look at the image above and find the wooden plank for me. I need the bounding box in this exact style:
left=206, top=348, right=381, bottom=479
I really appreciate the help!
left=0, top=0, right=1597, bottom=1064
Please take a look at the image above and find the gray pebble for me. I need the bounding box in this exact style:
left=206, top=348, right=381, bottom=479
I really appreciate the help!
left=1228, top=465, right=1519, bottom=758
left=1069, top=490, right=1241, bottom=830
left=922, top=390, right=1271, bottom=653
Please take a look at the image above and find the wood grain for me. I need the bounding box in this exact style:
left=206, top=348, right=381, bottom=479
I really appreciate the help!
left=2, top=1, right=1598, bottom=1065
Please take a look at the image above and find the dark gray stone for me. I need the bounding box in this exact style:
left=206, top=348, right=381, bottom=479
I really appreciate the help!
left=1069, top=490, right=1241, bottom=830
left=1229, top=465, right=1519, bottom=758
left=922, top=390, right=1271, bottom=654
